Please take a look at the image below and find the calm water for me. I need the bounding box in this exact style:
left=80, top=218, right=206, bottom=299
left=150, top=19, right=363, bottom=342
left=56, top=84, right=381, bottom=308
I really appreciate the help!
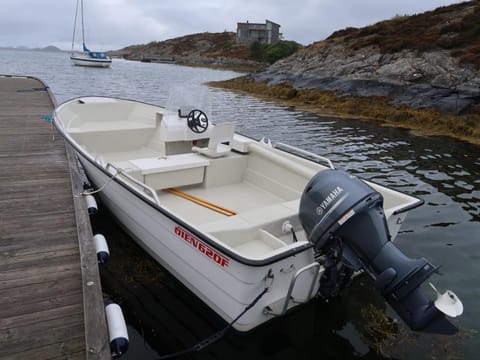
left=1, top=49, right=479, bottom=359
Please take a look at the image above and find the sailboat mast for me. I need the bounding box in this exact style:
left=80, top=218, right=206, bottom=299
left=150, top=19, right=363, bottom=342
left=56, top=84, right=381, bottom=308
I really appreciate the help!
left=81, top=0, right=86, bottom=47
left=71, top=0, right=80, bottom=53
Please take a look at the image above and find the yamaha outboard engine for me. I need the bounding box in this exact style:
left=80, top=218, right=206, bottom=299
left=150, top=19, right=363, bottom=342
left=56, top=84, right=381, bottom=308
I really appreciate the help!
left=299, top=169, right=463, bottom=334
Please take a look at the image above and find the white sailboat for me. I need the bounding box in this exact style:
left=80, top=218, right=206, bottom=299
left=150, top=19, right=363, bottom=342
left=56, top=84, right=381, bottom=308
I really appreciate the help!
left=70, top=0, right=112, bottom=68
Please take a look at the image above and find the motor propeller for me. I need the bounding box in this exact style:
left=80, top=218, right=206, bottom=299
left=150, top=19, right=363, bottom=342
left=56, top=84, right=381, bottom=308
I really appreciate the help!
left=430, top=283, right=463, bottom=318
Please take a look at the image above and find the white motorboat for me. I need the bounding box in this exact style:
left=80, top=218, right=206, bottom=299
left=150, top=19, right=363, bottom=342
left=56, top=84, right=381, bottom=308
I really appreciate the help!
left=53, top=95, right=463, bottom=334
left=70, top=0, right=112, bottom=68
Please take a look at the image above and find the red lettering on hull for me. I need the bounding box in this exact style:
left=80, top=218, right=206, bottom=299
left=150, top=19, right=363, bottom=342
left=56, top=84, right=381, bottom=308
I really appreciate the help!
left=174, top=226, right=230, bottom=267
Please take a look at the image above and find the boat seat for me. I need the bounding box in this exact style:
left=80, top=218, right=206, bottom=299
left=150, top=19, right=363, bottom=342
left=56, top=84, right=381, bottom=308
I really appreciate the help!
left=130, top=153, right=210, bottom=190
left=130, top=153, right=210, bottom=174
left=192, top=122, right=236, bottom=158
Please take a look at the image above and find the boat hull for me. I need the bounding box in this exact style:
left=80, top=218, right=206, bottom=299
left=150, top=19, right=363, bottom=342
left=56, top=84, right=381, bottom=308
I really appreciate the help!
left=70, top=54, right=112, bottom=68
left=77, top=154, right=321, bottom=331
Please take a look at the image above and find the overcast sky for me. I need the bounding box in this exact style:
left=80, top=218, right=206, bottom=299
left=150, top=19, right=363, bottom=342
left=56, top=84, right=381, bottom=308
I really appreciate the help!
left=0, top=0, right=465, bottom=51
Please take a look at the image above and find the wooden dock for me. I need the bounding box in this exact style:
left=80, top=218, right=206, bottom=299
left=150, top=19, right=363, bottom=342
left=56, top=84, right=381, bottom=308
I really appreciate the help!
left=0, top=75, right=109, bottom=359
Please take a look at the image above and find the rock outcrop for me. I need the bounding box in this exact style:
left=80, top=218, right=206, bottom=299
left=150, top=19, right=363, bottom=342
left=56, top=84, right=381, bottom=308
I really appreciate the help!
left=251, top=1, right=480, bottom=114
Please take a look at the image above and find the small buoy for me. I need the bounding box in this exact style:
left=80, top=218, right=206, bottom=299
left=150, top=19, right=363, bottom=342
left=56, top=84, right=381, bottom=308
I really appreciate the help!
left=85, top=194, right=98, bottom=215
left=93, top=234, right=110, bottom=264
left=105, top=303, right=129, bottom=358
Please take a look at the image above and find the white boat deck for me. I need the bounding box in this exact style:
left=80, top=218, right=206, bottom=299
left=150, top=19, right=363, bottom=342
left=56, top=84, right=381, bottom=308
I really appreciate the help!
left=158, top=181, right=287, bottom=226
left=156, top=178, right=307, bottom=259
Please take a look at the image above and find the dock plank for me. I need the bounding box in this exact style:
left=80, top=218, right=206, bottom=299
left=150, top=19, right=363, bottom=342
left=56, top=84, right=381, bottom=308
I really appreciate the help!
left=0, top=314, right=85, bottom=357
left=0, top=75, right=109, bottom=359
left=5, top=337, right=85, bottom=360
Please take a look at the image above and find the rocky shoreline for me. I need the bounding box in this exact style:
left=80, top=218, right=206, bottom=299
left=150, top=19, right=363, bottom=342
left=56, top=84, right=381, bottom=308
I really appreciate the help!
left=253, top=48, right=480, bottom=115
left=210, top=2, right=480, bottom=145
left=208, top=73, right=480, bottom=145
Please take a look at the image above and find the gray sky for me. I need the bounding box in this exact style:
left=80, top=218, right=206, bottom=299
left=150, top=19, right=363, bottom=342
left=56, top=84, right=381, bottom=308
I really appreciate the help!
left=0, top=0, right=465, bottom=51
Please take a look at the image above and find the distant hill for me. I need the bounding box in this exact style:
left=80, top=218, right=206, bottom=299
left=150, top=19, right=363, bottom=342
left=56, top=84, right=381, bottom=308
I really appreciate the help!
left=35, top=45, right=63, bottom=52
left=110, top=32, right=265, bottom=70
left=0, top=45, right=63, bottom=52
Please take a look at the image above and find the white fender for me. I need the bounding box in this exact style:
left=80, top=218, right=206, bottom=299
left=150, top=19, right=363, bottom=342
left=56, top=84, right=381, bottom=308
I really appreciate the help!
left=105, top=303, right=129, bottom=358
left=85, top=194, right=98, bottom=215
left=93, top=234, right=110, bottom=264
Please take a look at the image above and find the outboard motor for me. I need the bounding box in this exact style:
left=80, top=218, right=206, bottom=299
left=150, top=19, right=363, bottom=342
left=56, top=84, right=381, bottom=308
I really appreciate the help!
left=299, top=169, right=463, bottom=334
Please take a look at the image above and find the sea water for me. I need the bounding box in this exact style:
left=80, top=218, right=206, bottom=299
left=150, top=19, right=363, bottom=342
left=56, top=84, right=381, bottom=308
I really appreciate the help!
left=1, top=49, right=479, bottom=359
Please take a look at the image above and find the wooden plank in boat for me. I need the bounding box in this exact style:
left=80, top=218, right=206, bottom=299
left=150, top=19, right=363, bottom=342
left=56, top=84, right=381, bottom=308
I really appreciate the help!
left=164, top=187, right=238, bottom=216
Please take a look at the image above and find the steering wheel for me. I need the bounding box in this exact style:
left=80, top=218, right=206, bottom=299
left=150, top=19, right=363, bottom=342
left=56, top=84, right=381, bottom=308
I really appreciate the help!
left=186, top=109, right=209, bottom=133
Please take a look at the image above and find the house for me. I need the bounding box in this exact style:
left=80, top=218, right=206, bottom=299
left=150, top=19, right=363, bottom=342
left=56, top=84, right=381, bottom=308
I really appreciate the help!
left=236, top=20, right=281, bottom=45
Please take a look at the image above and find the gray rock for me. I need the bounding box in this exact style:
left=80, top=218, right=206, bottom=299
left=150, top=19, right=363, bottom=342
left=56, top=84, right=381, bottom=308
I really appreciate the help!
left=252, top=45, right=480, bottom=114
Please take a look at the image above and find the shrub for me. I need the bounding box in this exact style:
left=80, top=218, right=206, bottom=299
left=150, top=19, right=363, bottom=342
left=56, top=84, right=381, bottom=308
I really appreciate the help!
left=264, top=41, right=300, bottom=63
left=249, top=40, right=301, bottom=64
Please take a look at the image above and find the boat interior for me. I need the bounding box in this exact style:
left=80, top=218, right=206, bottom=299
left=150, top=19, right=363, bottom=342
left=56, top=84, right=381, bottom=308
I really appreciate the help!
left=58, top=98, right=418, bottom=259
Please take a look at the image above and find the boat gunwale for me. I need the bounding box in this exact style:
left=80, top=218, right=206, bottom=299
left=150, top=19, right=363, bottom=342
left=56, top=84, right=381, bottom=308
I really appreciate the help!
left=53, top=95, right=424, bottom=266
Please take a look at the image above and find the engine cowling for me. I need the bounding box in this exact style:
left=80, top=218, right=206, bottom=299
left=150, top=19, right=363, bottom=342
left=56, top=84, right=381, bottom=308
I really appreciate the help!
left=299, top=169, right=461, bottom=334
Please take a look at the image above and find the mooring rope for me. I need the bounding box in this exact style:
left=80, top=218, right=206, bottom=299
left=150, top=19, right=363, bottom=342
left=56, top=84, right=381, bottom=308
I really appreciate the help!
left=74, top=168, right=124, bottom=197
left=155, top=287, right=270, bottom=359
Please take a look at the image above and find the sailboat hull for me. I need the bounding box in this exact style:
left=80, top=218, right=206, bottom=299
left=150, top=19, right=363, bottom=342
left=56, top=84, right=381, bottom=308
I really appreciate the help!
left=70, top=53, right=112, bottom=68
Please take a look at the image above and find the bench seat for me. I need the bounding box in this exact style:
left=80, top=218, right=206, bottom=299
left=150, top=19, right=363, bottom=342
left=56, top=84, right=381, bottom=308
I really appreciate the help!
left=130, top=153, right=210, bottom=190
left=130, top=153, right=209, bottom=174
